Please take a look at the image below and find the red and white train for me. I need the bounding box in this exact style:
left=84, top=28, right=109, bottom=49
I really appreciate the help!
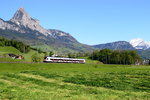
left=43, top=56, right=86, bottom=63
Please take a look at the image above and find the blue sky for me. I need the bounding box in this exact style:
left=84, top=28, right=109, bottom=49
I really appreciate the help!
left=0, top=0, right=150, bottom=45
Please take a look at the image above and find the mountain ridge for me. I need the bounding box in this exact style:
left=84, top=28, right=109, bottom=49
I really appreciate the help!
left=93, top=41, right=135, bottom=50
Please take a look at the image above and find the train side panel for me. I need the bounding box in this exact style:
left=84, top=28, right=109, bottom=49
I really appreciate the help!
left=43, top=57, right=85, bottom=64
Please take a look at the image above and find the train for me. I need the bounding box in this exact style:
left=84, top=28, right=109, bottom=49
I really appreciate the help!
left=43, top=56, right=86, bottom=63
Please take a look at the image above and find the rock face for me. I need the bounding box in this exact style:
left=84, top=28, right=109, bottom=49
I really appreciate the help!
left=48, top=29, right=78, bottom=43
left=0, top=8, right=94, bottom=53
left=0, top=18, right=19, bottom=31
left=93, top=41, right=135, bottom=50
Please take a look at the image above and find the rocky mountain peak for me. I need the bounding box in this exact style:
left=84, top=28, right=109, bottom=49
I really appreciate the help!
left=11, top=8, right=31, bottom=24
left=19, top=8, right=26, bottom=12
left=9, top=8, right=49, bottom=36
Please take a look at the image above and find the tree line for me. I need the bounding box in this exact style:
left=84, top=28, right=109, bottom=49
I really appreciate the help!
left=89, top=49, right=141, bottom=65
left=0, top=37, right=30, bottom=53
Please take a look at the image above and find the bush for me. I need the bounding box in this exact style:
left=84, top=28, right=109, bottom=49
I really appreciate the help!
left=31, top=53, right=41, bottom=62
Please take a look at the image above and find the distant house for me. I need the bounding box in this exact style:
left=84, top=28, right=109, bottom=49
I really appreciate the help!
left=15, top=55, right=24, bottom=59
left=8, top=54, right=24, bottom=59
left=142, top=59, right=150, bottom=65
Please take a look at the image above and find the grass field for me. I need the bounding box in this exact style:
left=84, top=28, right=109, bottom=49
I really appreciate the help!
left=0, top=63, right=150, bottom=100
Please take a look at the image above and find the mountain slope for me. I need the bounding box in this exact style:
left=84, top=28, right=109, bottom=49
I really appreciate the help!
left=93, top=41, right=135, bottom=50
left=0, top=8, right=94, bottom=53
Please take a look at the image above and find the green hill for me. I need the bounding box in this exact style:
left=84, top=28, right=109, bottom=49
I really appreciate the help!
left=0, top=46, right=21, bottom=55
left=0, top=46, right=22, bottom=62
left=0, top=46, right=45, bottom=62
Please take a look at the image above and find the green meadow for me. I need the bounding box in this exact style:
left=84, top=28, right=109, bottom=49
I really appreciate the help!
left=0, top=63, right=150, bottom=100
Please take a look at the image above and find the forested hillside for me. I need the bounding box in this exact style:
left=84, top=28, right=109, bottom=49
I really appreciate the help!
left=90, top=49, right=141, bottom=65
